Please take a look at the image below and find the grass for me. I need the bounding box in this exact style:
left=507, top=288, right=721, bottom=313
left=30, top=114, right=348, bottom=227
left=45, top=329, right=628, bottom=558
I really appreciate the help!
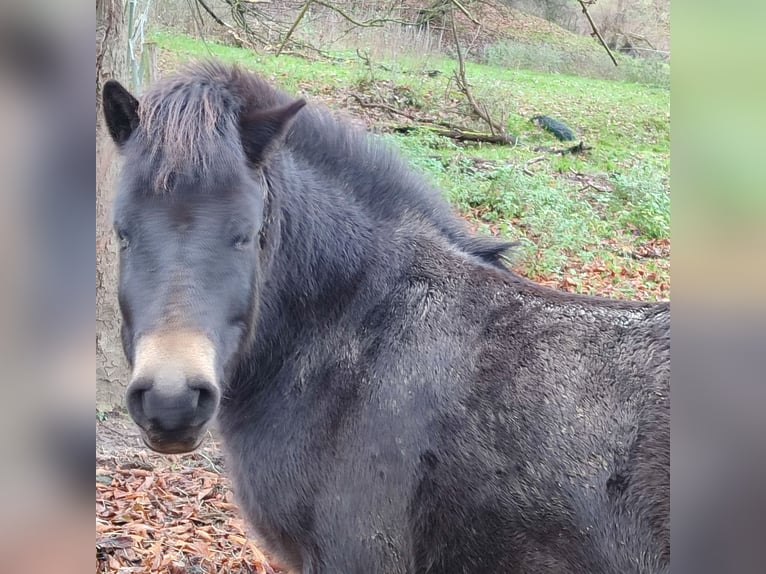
left=483, top=38, right=670, bottom=89
left=148, top=31, right=670, bottom=300
left=390, top=132, right=668, bottom=286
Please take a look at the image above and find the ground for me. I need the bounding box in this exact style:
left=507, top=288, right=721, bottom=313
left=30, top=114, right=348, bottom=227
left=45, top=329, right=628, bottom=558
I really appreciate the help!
left=98, top=14, right=669, bottom=573
left=97, top=415, right=280, bottom=573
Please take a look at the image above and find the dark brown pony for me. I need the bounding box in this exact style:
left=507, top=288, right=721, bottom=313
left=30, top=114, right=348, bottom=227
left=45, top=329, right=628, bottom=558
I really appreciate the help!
left=103, top=62, right=669, bottom=574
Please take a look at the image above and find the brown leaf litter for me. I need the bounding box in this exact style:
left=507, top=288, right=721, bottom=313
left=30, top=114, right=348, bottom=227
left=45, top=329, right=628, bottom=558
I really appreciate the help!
left=96, top=454, right=281, bottom=574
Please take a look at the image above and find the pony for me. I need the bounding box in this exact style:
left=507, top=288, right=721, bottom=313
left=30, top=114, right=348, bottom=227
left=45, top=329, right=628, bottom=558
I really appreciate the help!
left=103, top=61, right=669, bottom=573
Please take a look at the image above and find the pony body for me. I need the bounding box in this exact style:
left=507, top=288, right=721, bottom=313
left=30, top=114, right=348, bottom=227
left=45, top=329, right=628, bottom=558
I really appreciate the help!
left=103, top=62, right=669, bottom=574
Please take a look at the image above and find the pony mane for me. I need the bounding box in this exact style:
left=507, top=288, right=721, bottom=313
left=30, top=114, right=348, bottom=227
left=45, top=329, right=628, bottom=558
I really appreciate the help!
left=135, top=61, right=512, bottom=266
left=136, top=62, right=255, bottom=191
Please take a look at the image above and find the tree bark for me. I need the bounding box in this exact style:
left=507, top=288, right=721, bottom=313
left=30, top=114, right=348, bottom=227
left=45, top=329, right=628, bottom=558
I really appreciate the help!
left=97, top=0, right=129, bottom=409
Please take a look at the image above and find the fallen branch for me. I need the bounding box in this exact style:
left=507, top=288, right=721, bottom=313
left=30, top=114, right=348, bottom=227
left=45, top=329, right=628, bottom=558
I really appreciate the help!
left=348, top=93, right=421, bottom=122
left=577, top=181, right=611, bottom=193
left=197, top=0, right=318, bottom=56
left=349, top=93, right=514, bottom=146
left=569, top=168, right=613, bottom=193
left=276, top=0, right=423, bottom=59
left=391, top=124, right=515, bottom=145
left=533, top=141, right=593, bottom=155
left=349, top=93, right=457, bottom=130
left=523, top=155, right=546, bottom=176
left=577, top=0, right=618, bottom=67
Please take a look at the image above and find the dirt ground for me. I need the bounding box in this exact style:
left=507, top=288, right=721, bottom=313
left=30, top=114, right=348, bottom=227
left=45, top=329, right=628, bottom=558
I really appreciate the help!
left=96, top=412, right=281, bottom=573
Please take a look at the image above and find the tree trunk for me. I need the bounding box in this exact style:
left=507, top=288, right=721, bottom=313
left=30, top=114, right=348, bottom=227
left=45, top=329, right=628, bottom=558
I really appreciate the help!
left=97, top=0, right=129, bottom=409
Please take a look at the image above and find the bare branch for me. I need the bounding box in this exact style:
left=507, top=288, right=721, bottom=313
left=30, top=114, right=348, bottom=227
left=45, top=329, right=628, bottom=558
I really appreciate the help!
left=577, top=0, right=619, bottom=67
left=450, top=0, right=480, bottom=26
left=312, top=0, right=418, bottom=28
left=523, top=155, right=546, bottom=176
left=195, top=0, right=227, bottom=28
left=195, top=0, right=258, bottom=49
left=348, top=93, right=421, bottom=122
left=449, top=10, right=511, bottom=140
left=623, top=31, right=656, bottom=51
left=276, top=0, right=314, bottom=57
left=348, top=94, right=514, bottom=145
left=391, top=124, right=515, bottom=145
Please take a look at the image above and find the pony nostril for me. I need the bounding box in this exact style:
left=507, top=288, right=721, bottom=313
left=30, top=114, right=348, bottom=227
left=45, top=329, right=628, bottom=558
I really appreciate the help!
left=188, top=378, right=219, bottom=422
left=125, top=378, right=152, bottom=427
left=125, top=376, right=218, bottom=433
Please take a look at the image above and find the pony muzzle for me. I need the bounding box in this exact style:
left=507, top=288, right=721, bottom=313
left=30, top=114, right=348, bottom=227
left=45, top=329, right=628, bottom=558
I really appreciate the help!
left=126, top=330, right=220, bottom=454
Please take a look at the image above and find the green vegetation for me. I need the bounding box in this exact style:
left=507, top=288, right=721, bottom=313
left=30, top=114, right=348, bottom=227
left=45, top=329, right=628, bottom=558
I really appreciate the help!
left=391, top=132, right=667, bottom=285
left=483, top=38, right=670, bottom=88
left=150, top=31, right=669, bottom=300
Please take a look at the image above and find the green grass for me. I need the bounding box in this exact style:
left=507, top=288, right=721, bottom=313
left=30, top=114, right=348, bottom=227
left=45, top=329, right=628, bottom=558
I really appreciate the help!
left=483, top=38, right=670, bottom=89
left=150, top=32, right=368, bottom=93
left=389, top=131, right=667, bottom=280
left=149, top=31, right=670, bottom=299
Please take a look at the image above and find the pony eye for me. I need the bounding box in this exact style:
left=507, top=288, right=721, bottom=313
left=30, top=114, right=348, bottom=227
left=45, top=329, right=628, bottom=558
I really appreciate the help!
left=116, top=228, right=131, bottom=250
left=233, top=232, right=255, bottom=250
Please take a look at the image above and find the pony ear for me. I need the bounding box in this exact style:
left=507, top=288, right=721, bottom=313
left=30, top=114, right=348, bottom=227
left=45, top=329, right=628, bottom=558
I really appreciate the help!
left=239, top=98, right=306, bottom=165
left=102, top=79, right=140, bottom=147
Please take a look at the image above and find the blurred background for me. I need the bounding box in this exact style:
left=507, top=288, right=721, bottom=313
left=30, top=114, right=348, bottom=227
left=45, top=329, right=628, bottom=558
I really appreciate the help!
left=0, top=0, right=92, bottom=572
left=672, top=2, right=766, bottom=573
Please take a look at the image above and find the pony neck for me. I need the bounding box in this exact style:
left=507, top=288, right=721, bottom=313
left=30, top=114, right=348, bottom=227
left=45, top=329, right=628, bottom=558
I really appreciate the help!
left=251, top=152, right=380, bottom=353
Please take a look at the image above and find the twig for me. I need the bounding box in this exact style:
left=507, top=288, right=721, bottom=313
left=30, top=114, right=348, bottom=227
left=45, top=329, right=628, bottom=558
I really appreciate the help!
left=349, top=87, right=515, bottom=145
left=450, top=0, right=480, bottom=26
left=449, top=11, right=512, bottom=140
left=578, top=181, right=611, bottom=193
left=465, top=16, right=484, bottom=53
left=569, top=168, right=612, bottom=192
left=392, top=125, right=514, bottom=145
left=523, top=155, right=545, bottom=176
left=355, top=50, right=386, bottom=100
left=195, top=0, right=227, bottom=27
left=195, top=0, right=257, bottom=49
left=313, top=0, right=418, bottom=28
left=355, top=49, right=392, bottom=74
left=533, top=141, right=593, bottom=155
left=349, top=93, right=513, bottom=146
left=577, top=0, right=618, bottom=67
left=196, top=449, right=222, bottom=474
left=622, top=30, right=656, bottom=50
left=277, top=0, right=314, bottom=57
left=348, top=93, right=420, bottom=122
left=356, top=48, right=371, bottom=68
